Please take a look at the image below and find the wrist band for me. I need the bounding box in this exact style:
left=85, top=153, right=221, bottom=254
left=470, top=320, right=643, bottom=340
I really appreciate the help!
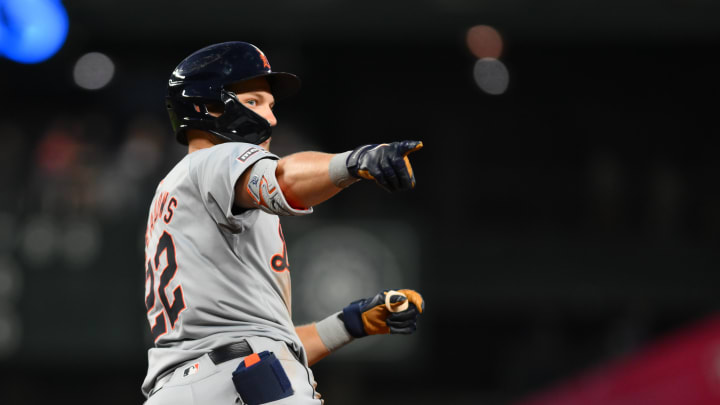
left=328, top=151, right=359, bottom=188
left=315, top=311, right=354, bottom=352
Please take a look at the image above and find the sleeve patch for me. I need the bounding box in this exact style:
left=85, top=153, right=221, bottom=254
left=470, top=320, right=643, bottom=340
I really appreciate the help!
left=238, top=147, right=260, bottom=162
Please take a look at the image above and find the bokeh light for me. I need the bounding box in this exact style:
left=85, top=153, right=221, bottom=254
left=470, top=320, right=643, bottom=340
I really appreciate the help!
left=466, top=24, right=503, bottom=59
left=473, top=57, right=509, bottom=95
left=0, top=0, right=69, bottom=64
left=73, top=52, right=116, bottom=90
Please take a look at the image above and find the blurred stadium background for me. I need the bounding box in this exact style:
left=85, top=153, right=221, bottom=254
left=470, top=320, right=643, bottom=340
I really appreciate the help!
left=1, top=0, right=720, bottom=404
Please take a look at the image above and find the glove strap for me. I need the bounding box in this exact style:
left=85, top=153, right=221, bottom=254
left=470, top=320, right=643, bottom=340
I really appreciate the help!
left=315, top=311, right=355, bottom=352
left=328, top=151, right=359, bottom=188
left=341, top=301, right=368, bottom=338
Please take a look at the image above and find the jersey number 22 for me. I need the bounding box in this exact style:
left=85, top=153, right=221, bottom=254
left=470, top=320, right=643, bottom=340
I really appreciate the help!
left=145, top=231, right=186, bottom=342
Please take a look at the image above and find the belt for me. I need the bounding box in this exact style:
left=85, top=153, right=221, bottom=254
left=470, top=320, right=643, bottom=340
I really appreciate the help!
left=149, top=341, right=254, bottom=397
left=208, top=340, right=254, bottom=365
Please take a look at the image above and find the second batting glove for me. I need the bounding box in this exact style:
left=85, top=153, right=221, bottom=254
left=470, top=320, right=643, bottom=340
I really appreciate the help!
left=341, top=289, right=425, bottom=338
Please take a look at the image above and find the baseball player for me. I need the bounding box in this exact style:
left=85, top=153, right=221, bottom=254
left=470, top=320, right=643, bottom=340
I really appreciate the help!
left=142, top=41, right=425, bottom=404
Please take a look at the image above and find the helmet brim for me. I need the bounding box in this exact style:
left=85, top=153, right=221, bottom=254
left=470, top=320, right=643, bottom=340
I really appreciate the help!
left=255, top=71, right=301, bottom=101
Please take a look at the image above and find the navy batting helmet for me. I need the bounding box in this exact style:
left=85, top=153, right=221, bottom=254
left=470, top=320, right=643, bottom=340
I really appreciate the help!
left=165, top=41, right=301, bottom=145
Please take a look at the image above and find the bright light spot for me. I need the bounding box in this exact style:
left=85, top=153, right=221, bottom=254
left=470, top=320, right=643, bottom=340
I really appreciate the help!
left=73, top=52, right=115, bottom=90
left=466, top=25, right=503, bottom=59
left=0, top=0, right=69, bottom=64
left=473, top=57, right=509, bottom=95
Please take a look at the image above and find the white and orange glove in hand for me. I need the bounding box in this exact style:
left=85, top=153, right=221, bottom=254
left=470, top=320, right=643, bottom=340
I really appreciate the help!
left=340, top=289, right=425, bottom=337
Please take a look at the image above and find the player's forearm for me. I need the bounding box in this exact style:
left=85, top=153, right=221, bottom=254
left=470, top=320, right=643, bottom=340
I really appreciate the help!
left=295, top=323, right=331, bottom=367
left=276, top=152, right=343, bottom=209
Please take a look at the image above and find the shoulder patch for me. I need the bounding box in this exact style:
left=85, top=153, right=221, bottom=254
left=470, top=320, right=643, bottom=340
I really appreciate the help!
left=238, top=147, right=260, bottom=162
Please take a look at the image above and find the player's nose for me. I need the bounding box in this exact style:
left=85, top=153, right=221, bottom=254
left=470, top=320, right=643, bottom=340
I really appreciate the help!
left=264, top=109, right=277, bottom=127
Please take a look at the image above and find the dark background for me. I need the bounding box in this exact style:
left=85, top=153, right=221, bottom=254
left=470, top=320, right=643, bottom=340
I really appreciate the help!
left=1, top=1, right=719, bottom=404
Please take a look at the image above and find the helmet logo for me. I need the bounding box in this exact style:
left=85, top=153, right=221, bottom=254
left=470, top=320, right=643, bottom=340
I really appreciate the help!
left=258, top=51, right=271, bottom=70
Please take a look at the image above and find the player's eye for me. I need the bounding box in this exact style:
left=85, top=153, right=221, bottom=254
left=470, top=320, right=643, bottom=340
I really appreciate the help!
left=244, top=99, right=258, bottom=107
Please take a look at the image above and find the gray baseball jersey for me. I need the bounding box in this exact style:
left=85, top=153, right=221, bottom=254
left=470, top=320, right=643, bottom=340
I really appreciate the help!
left=141, top=142, right=311, bottom=397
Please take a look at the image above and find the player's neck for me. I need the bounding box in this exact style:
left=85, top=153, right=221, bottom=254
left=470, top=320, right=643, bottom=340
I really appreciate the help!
left=187, top=131, right=222, bottom=153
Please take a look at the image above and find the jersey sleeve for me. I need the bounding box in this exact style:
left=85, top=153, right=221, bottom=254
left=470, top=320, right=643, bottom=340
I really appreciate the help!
left=188, top=143, right=278, bottom=229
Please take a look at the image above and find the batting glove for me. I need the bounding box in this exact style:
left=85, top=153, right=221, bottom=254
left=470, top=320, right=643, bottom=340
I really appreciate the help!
left=341, top=289, right=425, bottom=338
left=346, top=141, right=423, bottom=192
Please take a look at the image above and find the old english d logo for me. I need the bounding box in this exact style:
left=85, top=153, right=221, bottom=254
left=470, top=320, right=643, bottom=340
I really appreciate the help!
left=250, top=44, right=271, bottom=70
left=258, top=51, right=271, bottom=70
